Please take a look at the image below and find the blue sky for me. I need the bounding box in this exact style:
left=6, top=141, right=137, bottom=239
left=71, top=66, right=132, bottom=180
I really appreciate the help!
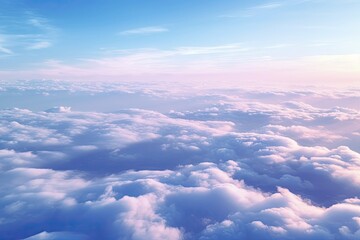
left=0, top=0, right=359, bottom=86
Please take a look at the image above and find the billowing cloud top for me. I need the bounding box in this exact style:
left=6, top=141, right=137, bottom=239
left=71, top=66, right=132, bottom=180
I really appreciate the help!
left=0, top=81, right=360, bottom=240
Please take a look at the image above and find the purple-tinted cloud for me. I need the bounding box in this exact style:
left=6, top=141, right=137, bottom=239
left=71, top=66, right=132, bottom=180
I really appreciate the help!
left=0, top=82, right=359, bottom=239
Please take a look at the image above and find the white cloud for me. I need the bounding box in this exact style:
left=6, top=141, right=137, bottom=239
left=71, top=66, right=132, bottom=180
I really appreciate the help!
left=175, top=44, right=249, bottom=55
left=119, top=26, right=168, bottom=35
left=1, top=44, right=358, bottom=87
left=0, top=46, right=13, bottom=55
left=0, top=12, right=56, bottom=54
left=0, top=36, right=13, bottom=55
left=28, top=40, right=52, bottom=50
left=0, top=84, right=360, bottom=239
left=252, top=2, right=284, bottom=10
left=24, top=231, right=88, bottom=240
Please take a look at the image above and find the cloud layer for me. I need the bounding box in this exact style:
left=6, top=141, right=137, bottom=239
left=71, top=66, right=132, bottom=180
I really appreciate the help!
left=0, top=82, right=359, bottom=239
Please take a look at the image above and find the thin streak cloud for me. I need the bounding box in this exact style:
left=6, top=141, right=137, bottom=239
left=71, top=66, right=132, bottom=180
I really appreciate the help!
left=0, top=46, right=13, bottom=55
left=28, top=41, right=52, bottom=50
left=119, top=26, right=168, bottom=35
left=251, top=2, right=283, bottom=9
left=0, top=9, right=57, bottom=56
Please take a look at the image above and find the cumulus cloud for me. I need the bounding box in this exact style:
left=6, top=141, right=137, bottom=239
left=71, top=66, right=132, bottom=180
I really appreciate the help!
left=0, top=82, right=359, bottom=239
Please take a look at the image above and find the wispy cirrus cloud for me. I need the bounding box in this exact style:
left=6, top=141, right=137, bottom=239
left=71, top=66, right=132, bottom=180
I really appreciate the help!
left=219, top=1, right=284, bottom=18
left=0, top=11, right=56, bottom=54
left=27, top=40, right=52, bottom=50
left=118, top=26, right=168, bottom=35
left=219, top=0, right=310, bottom=18
left=0, top=44, right=13, bottom=55
left=25, top=12, right=56, bottom=50
left=0, top=36, right=13, bottom=55
left=1, top=43, right=359, bottom=87
left=175, top=44, right=249, bottom=55
left=251, top=2, right=283, bottom=10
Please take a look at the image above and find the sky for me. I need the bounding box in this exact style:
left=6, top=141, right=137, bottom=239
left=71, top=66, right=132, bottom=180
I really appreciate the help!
left=1, top=2, right=360, bottom=239
left=0, top=0, right=359, bottom=87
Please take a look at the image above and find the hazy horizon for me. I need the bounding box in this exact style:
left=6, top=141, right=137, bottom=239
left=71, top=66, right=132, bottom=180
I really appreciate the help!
left=1, top=0, right=360, bottom=87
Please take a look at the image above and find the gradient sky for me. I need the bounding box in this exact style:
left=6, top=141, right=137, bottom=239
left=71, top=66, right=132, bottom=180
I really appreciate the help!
left=0, top=0, right=359, bottom=86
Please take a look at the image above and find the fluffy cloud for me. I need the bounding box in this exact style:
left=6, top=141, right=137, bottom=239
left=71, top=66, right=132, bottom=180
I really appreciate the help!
left=2, top=162, right=360, bottom=239
left=0, top=83, right=359, bottom=239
